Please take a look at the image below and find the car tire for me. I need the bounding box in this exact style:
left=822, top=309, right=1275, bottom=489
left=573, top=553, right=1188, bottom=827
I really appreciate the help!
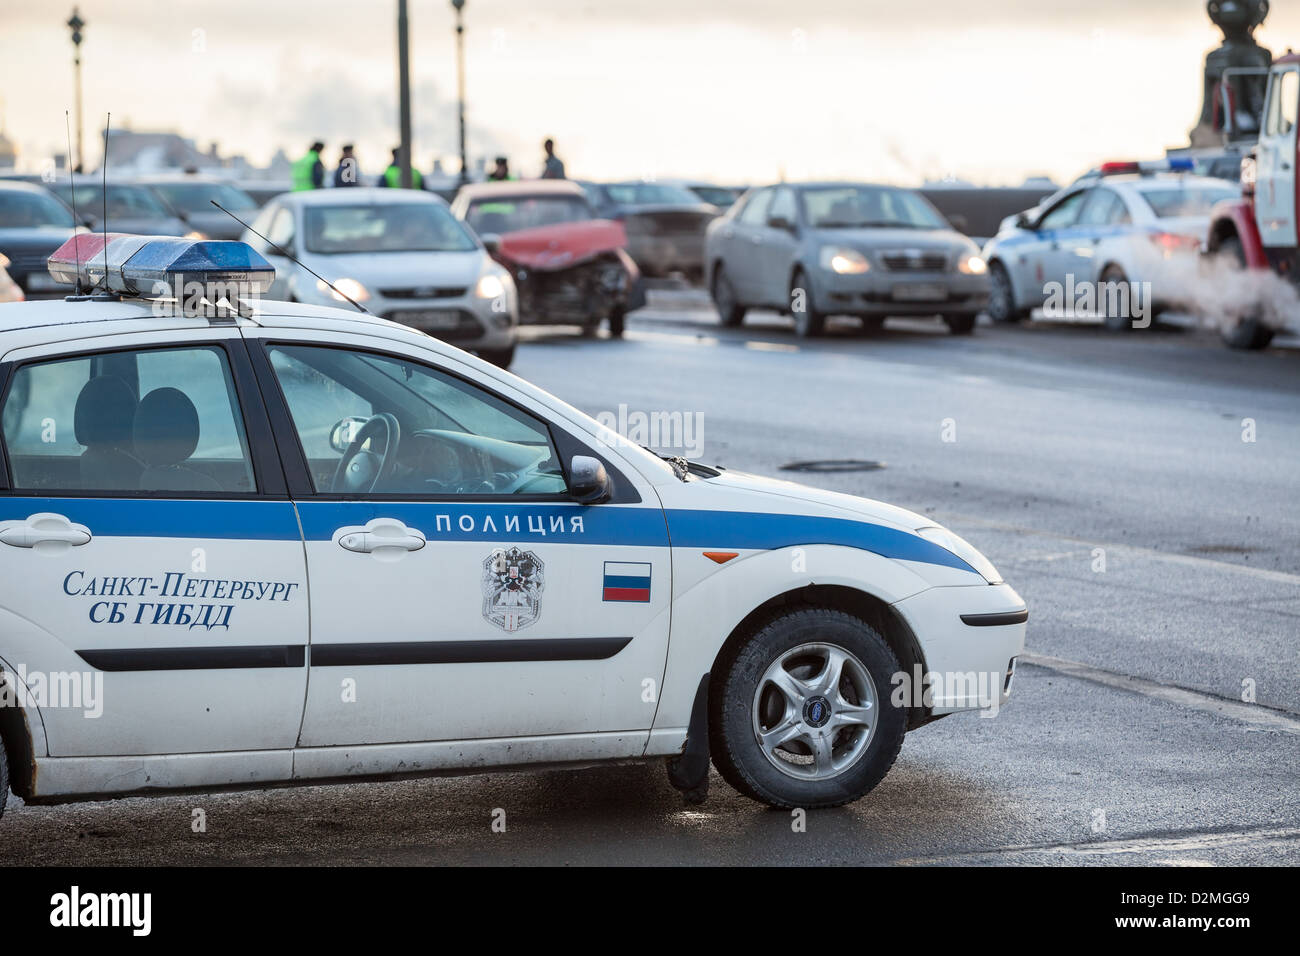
left=987, top=261, right=1027, bottom=322
left=857, top=316, right=885, bottom=335
left=1218, top=237, right=1277, bottom=350
left=1100, top=265, right=1135, bottom=332
left=711, top=265, right=746, bottom=327
left=607, top=308, right=626, bottom=338
left=0, top=737, right=8, bottom=820
left=709, top=607, right=907, bottom=809
left=477, top=344, right=516, bottom=369
left=791, top=269, right=826, bottom=338
left=942, top=313, right=976, bottom=335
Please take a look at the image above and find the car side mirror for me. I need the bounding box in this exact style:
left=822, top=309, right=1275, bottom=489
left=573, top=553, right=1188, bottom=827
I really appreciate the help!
left=480, top=232, right=501, bottom=254
left=1014, top=212, right=1034, bottom=230
left=568, top=455, right=611, bottom=504
left=80, top=214, right=96, bottom=229
left=767, top=215, right=796, bottom=233
left=329, top=416, right=369, bottom=454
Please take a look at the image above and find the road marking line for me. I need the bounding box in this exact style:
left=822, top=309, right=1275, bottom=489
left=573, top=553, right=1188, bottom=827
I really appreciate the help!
left=1021, top=652, right=1300, bottom=732
left=899, top=825, right=1300, bottom=864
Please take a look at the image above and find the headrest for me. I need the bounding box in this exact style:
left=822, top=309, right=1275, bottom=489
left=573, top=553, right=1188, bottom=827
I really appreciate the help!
left=133, top=387, right=200, bottom=467
left=74, top=376, right=137, bottom=447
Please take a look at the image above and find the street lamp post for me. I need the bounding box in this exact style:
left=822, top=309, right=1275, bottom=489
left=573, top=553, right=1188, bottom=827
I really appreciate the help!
left=452, top=0, right=468, bottom=185
left=67, top=7, right=85, bottom=173
left=397, top=0, right=413, bottom=188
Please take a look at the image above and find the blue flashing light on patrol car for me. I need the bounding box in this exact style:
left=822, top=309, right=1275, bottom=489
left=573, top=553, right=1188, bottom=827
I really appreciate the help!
left=47, top=233, right=275, bottom=303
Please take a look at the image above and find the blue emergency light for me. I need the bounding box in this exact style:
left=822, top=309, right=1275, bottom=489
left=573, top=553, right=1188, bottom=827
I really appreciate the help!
left=48, top=235, right=275, bottom=302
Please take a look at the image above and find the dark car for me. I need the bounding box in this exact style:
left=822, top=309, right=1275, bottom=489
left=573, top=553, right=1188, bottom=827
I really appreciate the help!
left=47, top=181, right=191, bottom=237
left=704, top=181, right=991, bottom=337
left=140, top=178, right=261, bottom=239
left=451, top=179, right=645, bottom=337
left=0, top=181, right=80, bottom=299
left=578, top=180, right=719, bottom=280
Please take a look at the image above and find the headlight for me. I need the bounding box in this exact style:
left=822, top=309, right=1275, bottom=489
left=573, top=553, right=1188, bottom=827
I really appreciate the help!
left=818, top=246, right=870, bottom=274
left=958, top=255, right=987, bottom=275
left=916, top=526, right=1002, bottom=584
left=317, top=277, right=370, bottom=303
left=183, top=230, right=207, bottom=241
left=476, top=273, right=506, bottom=299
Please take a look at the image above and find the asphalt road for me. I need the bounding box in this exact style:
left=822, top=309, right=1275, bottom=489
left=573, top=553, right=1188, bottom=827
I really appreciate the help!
left=3, top=300, right=1298, bottom=866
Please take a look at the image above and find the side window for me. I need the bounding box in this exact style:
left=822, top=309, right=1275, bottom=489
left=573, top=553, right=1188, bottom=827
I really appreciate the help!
left=244, top=203, right=278, bottom=254
left=1, top=345, right=256, bottom=494
left=1037, top=191, right=1087, bottom=230
left=268, top=207, right=295, bottom=250
left=267, top=344, right=567, bottom=497
left=1077, top=189, right=1130, bottom=227
left=738, top=189, right=773, bottom=226
left=767, top=187, right=796, bottom=225
left=1278, top=69, right=1299, bottom=137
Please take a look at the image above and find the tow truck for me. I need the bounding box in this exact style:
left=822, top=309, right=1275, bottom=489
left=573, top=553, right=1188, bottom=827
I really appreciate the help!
left=1205, top=53, right=1300, bottom=349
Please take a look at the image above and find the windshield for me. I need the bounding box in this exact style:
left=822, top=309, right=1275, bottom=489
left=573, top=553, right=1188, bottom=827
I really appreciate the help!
left=0, top=190, right=75, bottom=228
left=603, top=182, right=701, bottom=206
left=800, top=186, right=947, bottom=229
left=1136, top=185, right=1238, bottom=218
left=303, top=203, right=478, bottom=254
left=50, top=184, right=173, bottom=220
left=149, top=182, right=257, bottom=214
left=465, top=195, right=593, bottom=234
left=689, top=185, right=738, bottom=207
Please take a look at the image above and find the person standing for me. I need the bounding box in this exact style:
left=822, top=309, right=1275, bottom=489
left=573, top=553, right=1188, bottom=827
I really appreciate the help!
left=291, top=141, right=325, bottom=191
left=334, top=145, right=360, bottom=187
left=379, top=148, right=424, bottom=189
left=488, top=156, right=514, bottom=181
left=540, top=138, right=565, bottom=179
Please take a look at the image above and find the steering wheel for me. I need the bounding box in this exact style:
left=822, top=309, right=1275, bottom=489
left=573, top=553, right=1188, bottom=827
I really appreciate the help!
left=330, top=413, right=401, bottom=494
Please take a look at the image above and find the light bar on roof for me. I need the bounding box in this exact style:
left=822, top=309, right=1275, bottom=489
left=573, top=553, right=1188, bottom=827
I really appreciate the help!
left=47, top=235, right=275, bottom=299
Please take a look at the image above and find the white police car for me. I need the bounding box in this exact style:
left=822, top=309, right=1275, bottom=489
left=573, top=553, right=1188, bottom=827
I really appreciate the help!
left=984, top=160, right=1238, bottom=329
left=0, top=235, right=1025, bottom=815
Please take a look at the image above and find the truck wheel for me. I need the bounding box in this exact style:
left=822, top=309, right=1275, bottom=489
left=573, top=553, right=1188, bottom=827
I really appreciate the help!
left=607, top=308, right=626, bottom=338
left=1218, top=237, right=1277, bottom=350
left=791, top=269, right=826, bottom=338
left=710, top=608, right=907, bottom=809
left=711, top=265, right=746, bottom=327
left=988, top=261, right=1027, bottom=322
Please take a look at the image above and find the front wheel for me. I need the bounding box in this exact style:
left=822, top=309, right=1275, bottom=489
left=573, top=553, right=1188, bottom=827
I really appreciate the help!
left=711, top=265, right=746, bottom=327
left=710, top=608, right=907, bottom=809
left=790, top=269, right=826, bottom=338
left=477, top=344, right=516, bottom=369
left=987, top=261, right=1027, bottom=322
left=1217, top=236, right=1277, bottom=350
left=942, top=313, right=976, bottom=335
left=607, top=308, right=626, bottom=338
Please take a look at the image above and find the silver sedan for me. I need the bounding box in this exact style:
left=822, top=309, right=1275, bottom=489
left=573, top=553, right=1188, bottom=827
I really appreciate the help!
left=704, top=182, right=991, bottom=337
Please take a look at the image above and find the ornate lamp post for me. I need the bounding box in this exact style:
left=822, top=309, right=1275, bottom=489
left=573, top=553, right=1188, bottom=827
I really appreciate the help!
left=67, top=7, right=85, bottom=172
left=452, top=0, right=468, bottom=185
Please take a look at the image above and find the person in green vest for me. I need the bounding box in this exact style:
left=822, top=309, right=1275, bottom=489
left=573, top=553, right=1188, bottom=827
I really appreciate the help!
left=379, top=148, right=424, bottom=189
left=291, top=141, right=325, bottom=191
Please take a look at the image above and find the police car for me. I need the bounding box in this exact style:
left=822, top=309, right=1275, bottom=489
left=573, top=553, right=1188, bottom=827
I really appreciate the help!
left=0, top=235, right=1025, bottom=815
left=983, top=160, right=1238, bottom=328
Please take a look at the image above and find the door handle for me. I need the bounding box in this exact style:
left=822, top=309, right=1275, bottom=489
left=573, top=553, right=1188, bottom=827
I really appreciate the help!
left=335, top=518, right=426, bottom=561
left=0, top=513, right=92, bottom=551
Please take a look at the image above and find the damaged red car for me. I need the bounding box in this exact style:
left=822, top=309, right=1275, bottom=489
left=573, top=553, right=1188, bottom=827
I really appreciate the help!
left=451, top=180, right=646, bottom=337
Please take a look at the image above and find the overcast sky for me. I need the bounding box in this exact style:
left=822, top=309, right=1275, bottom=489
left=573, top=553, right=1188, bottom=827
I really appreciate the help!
left=2, top=0, right=1296, bottom=185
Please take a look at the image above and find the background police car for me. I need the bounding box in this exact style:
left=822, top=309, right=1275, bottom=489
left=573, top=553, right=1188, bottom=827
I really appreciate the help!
left=0, top=237, right=1024, bottom=814
left=983, top=164, right=1238, bottom=328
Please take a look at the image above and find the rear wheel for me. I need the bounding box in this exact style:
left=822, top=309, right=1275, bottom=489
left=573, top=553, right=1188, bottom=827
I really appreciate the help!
left=987, top=261, right=1027, bottom=322
left=1218, top=237, right=1277, bottom=350
left=1100, top=264, right=1134, bottom=331
left=942, top=313, right=976, bottom=335
left=710, top=608, right=907, bottom=809
left=477, top=344, right=516, bottom=369
left=0, top=737, right=8, bottom=820
left=791, top=269, right=826, bottom=338
left=711, top=265, right=746, bottom=327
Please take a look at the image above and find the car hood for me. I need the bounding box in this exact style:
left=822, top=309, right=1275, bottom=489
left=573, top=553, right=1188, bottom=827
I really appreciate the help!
left=808, top=226, right=971, bottom=252
left=0, top=226, right=78, bottom=252
left=495, top=219, right=627, bottom=271
left=703, top=468, right=932, bottom=533
left=299, top=249, right=484, bottom=286
left=86, top=217, right=188, bottom=237
left=178, top=211, right=247, bottom=240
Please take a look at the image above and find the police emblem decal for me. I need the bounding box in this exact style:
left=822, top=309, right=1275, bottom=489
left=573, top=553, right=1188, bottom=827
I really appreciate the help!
left=482, top=547, right=545, bottom=632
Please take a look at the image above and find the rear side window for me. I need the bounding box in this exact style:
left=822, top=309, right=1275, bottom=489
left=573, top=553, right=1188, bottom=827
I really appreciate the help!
left=1, top=346, right=256, bottom=494
left=1136, top=185, right=1237, bottom=218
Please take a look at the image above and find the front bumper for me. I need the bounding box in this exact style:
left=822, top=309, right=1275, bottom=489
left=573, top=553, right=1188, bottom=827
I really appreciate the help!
left=371, top=291, right=517, bottom=349
left=815, top=269, right=991, bottom=316
left=892, top=582, right=1027, bottom=714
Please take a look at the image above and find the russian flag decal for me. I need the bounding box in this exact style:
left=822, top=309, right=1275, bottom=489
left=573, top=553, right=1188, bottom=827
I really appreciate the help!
left=603, top=561, right=651, bottom=602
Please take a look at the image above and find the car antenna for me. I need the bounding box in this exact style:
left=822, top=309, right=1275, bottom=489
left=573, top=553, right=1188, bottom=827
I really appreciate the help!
left=208, top=200, right=370, bottom=314
left=92, top=113, right=116, bottom=300
left=63, top=110, right=85, bottom=298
